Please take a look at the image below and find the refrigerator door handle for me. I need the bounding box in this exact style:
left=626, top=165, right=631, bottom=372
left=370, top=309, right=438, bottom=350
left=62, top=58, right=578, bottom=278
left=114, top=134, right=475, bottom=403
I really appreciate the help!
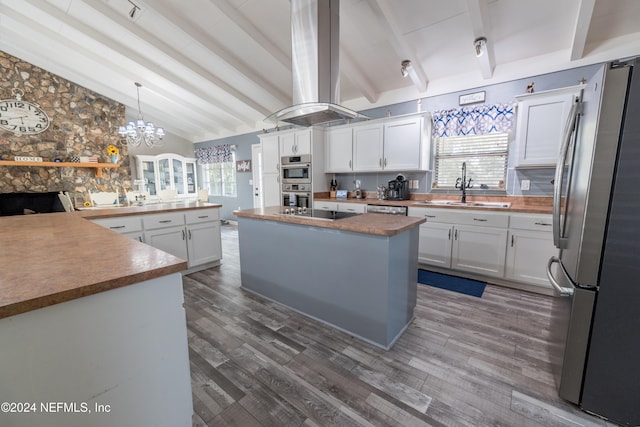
left=553, top=98, right=581, bottom=249
left=546, top=256, right=574, bottom=296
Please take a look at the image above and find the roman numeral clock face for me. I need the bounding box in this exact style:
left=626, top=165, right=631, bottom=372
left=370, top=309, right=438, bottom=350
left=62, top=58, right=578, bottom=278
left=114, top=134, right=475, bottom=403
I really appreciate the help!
left=0, top=99, right=50, bottom=135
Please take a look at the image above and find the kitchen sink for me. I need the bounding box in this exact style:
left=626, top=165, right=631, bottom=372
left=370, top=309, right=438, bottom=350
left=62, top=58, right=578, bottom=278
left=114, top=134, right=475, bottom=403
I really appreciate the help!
left=421, top=200, right=511, bottom=208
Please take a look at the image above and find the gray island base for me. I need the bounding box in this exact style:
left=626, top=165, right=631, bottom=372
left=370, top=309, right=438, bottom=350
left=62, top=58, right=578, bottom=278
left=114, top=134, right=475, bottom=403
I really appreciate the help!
left=236, top=215, right=420, bottom=349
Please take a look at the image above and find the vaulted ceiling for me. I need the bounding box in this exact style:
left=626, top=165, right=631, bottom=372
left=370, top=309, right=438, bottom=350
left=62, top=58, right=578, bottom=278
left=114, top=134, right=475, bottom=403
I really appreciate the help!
left=1, top=0, right=639, bottom=143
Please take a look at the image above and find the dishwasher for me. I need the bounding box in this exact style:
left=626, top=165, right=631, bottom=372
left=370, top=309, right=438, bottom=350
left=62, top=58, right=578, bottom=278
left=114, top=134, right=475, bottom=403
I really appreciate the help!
left=366, top=204, right=408, bottom=216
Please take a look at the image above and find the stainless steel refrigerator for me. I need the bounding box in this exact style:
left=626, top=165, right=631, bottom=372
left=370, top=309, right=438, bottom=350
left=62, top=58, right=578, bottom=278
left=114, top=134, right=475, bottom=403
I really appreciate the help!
left=547, top=60, right=640, bottom=426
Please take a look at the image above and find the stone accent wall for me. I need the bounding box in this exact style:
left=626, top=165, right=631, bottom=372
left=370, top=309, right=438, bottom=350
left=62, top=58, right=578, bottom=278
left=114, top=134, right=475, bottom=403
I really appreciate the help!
left=0, top=50, right=130, bottom=202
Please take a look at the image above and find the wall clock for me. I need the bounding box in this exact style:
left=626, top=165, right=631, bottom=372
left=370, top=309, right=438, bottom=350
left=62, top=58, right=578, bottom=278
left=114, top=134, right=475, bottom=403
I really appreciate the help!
left=0, top=88, right=50, bottom=135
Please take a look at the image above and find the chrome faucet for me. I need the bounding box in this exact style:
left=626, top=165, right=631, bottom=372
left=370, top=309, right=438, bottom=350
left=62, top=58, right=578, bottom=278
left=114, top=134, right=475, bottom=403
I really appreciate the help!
left=455, top=162, right=473, bottom=203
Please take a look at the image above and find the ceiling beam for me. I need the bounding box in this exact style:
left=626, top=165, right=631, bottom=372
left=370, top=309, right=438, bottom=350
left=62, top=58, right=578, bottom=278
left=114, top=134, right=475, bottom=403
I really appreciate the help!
left=340, top=47, right=378, bottom=104
left=570, top=0, right=596, bottom=61
left=208, top=0, right=291, bottom=70
left=148, top=0, right=290, bottom=107
left=369, top=0, right=428, bottom=92
left=466, top=0, right=495, bottom=79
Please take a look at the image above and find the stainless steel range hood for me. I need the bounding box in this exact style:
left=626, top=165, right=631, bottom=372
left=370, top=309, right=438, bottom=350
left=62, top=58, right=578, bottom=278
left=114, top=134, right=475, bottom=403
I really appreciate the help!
left=265, top=0, right=366, bottom=127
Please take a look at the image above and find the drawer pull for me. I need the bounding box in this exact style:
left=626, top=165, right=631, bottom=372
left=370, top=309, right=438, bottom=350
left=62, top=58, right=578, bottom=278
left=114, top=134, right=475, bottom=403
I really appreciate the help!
left=473, top=218, right=488, bottom=222
left=197, top=215, right=209, bottom=219
left=534, top=222, right=552, bottom=226
left=424, top=215, right=436, bottom=218
left=159, top=220, right=172, bottom=223
left=109, top=225, right=126, bottom=229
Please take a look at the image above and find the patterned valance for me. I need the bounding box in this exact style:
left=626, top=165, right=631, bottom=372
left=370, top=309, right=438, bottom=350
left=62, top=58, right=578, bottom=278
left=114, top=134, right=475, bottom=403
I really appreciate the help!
left=195, top=144, right=235, bottom=164
left=432, top=103, right=514, bottom=138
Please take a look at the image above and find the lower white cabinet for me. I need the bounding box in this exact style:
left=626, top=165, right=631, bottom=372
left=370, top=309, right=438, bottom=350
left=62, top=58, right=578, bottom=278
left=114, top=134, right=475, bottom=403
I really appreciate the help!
left=409, top=207, right=556, bottom=289
left=410, top=207, right=508, bottom=278
left=92, top=208, right=222, bottom=271
left=314, top=201, right=367, bottom=213
left=505, top=214, right=556, bottom=288
left=451, top=224, right=508, bottom=278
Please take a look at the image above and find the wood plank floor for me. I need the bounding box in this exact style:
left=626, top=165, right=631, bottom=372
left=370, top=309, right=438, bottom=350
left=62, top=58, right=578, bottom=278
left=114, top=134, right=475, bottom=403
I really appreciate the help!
left=185, top=223, right=615, bottom=427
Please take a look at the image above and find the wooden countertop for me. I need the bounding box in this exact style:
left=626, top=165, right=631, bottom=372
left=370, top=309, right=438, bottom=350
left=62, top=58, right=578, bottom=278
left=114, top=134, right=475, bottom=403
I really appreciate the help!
left=314, top=194, right=553, bottom=214
left=76, top=200, right=221, bottom=219
left=233, top=206, right=425, bottom=236
left=0, top=212, right=189, bottom=320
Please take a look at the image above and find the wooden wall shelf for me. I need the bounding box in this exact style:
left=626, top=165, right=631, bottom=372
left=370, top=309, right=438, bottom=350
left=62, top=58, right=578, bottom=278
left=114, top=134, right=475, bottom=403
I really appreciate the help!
left=0, top=160, right=119, bottom=178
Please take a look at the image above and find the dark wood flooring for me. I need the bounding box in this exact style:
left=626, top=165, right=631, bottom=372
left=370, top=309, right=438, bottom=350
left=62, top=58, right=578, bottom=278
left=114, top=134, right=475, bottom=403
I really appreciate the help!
left=184, top=223, right=615, bottom=427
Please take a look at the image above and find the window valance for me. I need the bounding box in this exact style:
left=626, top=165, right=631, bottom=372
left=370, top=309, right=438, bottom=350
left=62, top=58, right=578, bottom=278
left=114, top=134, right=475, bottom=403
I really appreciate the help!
left=195, top=144, right=235, bottom=164
left=432, top=103, right=514, bottom=138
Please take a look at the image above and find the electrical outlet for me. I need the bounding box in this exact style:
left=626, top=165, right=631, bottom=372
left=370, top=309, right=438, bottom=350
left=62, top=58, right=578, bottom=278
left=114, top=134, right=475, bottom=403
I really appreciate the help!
left=521, top=179, right=531, bottom=191
left=412, top=180, right=419, bottom=189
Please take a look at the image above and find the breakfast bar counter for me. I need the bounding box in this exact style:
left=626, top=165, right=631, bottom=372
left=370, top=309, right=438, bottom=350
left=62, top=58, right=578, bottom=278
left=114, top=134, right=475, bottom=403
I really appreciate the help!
left=234, top=207, right=425, bottom=349
left=0, top=211, right=194, bottom=426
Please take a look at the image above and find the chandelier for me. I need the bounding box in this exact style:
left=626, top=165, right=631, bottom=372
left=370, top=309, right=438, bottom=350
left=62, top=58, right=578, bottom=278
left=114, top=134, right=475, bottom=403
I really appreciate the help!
left=118, top=82, right=165, bottom=147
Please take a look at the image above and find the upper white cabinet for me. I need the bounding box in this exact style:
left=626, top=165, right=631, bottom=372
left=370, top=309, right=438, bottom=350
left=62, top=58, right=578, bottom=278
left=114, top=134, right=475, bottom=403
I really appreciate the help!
left=325, top=127, right=353, bottom=172
left=280, top=129, right=311, bottom=156
left=514, top=85, right=583, bottom=167
left=353, top=123, right=384, bottom=171
left=136, top=154, right=197, bottom=198
left=325, top=113, right=429, bottom=173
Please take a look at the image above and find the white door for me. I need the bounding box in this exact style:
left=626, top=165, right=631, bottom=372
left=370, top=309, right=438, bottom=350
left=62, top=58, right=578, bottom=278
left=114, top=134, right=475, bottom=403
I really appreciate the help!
left=418, top=222, right=453, bottom=268
left=452, top=225, right=508, bottom=278
left=251, top=143, right=263, bottom=208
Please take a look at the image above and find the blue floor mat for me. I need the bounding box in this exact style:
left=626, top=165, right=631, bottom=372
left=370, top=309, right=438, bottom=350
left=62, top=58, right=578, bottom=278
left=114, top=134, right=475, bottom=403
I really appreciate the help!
left=417, top=269, right=486, bottom=298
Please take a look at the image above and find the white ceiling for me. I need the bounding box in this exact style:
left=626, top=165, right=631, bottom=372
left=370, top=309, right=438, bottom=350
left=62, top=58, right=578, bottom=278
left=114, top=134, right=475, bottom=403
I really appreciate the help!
left=1, top=0, right=639, bottom=143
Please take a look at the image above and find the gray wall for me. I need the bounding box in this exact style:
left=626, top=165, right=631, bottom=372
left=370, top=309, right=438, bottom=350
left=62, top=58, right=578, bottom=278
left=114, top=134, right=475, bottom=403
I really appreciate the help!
left=195, top=63, right=604, bottom=219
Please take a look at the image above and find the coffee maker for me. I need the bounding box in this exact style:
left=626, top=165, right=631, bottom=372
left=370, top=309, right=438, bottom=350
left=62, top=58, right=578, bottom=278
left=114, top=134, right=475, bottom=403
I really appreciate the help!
left=387, top=174, right=409, bottom=200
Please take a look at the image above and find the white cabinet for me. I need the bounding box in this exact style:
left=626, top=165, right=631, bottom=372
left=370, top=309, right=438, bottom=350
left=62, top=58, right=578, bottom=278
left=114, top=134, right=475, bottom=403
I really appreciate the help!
left=336, top=202, right=366, bottom=213
left=408, top=207, right=508, bottom=278
left=325, top=127, right=353, bottom=172
left=505, top=213, right=556, bottom=288
left=384, top=116, right=425, bottom=170
left=280, top=129, right=311, bottom=156
left=136, top=154, right=197, bottom=198
left=91, top=216, right=143, bottom=242
left=314, top=200, right=337, bottom=210
left=353, top=123, right=384, bottom=171
left=92, top=208, right=222, bottom=272
left=514, top=85, right=583, bottom=167
left=185, top=209, right=222, bottom=267
left=324, top=113, right=428, bottom=173
left=452, top=224, right=508, bottom=278
left=143, top=212, right=189, bottom=261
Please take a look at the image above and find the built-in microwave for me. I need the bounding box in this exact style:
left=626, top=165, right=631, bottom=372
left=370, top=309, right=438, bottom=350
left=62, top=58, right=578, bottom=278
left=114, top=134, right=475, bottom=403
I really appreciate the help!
left=281, top=154, right=311, bottom=184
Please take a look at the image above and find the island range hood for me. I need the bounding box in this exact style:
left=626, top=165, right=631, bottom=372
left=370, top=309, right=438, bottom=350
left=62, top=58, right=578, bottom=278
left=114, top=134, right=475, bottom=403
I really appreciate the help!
left=265, top=0, right=366, bottom=127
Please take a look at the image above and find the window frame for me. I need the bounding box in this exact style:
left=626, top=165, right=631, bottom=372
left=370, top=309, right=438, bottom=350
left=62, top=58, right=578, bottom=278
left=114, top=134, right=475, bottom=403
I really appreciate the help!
left=202, top=152, right=237, bottom=197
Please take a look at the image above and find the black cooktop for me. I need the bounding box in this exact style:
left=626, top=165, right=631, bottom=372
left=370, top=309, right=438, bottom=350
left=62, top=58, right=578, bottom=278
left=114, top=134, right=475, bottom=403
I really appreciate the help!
left=279, top=208, right=360, bottom=220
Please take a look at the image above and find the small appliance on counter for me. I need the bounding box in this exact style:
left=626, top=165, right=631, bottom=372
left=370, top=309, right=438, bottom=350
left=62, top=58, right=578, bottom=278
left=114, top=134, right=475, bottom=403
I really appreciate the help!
left=387, top=174, right=409, bottom=200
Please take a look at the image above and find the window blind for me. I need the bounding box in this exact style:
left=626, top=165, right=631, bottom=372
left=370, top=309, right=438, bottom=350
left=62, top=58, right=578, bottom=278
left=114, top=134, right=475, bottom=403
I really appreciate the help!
left=433, top=133, right=509, bottom=189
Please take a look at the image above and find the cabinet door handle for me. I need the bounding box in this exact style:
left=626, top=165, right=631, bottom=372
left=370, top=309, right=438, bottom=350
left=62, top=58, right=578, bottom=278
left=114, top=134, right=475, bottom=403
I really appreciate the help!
left=159, top=220, right=172, bottom=223
left=454, top=229, right=458, bottom=240
left=534, top=222, right=552, bottom=226
left=182, top=229, right=186, bottom=240
left=109, top=225, right=126, bottom=229
left=384, top=158, right=387, bottom=167
left=448, top=229, right=451, bottom=240
left=349, top=160, right=352, bottom=169
left=379, top=158, right=382, bottom=167
left=473, top=218, right=488, bottom=222
left=188, top=229, right=192, bottom=240
left=276, top=164, right=280, bottom=171
left=511, top=235, right=514, bottom=247
left=138, top=236, right=143, bottom=242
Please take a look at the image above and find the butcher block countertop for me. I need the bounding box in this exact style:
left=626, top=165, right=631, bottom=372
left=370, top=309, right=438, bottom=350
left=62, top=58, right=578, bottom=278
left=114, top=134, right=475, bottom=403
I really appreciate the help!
left=0, top=211, right=192, bottom=319
left=314, top=194, right=553, bottom=214
left=234, top=206, right=425, bottom=236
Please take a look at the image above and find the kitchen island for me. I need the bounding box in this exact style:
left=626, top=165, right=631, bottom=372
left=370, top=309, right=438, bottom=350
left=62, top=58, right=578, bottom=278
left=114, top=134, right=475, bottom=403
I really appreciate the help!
left=0, top=212, right=194, bottom=427
left=234, top=206, right=425, bottom=349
